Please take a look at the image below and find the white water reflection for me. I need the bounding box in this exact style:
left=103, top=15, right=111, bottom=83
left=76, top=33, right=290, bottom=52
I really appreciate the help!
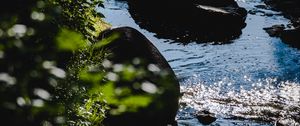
left=179, top=77, right=300, bottom=125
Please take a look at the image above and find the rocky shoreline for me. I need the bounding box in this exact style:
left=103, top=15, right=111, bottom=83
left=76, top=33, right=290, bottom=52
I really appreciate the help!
left=127, top=0, right=247, bottom=43
left=263, top=0, right=300, bottom=48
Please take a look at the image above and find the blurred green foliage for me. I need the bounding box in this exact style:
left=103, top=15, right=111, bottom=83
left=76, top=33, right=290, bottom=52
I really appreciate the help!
left=50, top=0, right=110, bottom=41
left=68, top=55, right=176, bottom=125
left=0, top=0, right=177, bottom=126
left=0, top=0, right=109, bottom=125
left=56, top=28, right=87, bottom=51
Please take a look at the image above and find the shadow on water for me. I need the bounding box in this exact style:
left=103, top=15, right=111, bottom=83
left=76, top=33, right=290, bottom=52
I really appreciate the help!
left=98, top=0, right=300, bottom=125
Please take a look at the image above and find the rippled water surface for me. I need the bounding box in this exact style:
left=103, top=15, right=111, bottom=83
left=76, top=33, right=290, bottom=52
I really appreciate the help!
left=98, top=0, right=300, bottom=125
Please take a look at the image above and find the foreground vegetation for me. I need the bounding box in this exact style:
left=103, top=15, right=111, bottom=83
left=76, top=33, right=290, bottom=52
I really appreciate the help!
left=0, top=0, right=107, bottom=125
left=0, top=0, right=176, bottom=125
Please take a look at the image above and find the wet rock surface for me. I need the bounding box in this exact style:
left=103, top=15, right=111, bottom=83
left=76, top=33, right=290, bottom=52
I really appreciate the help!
left=195, top=110, right=217, bottom=125
left=127, top=0, right=247, bottom=43
left=263, top=24, right=285, bottom=37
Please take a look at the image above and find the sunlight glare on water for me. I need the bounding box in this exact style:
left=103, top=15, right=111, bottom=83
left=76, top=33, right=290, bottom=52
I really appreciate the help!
left=179, top=77, right=300, bottom=125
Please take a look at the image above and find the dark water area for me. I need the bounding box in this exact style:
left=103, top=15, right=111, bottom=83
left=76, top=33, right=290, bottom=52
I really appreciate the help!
left=97, top=0, right=300, bottom=125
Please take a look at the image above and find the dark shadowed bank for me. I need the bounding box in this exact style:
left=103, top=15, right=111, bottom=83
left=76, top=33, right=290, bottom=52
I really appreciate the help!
left=263, top=0, right=300, bottom=48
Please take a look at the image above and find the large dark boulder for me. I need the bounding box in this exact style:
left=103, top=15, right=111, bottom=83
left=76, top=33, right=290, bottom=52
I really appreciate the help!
left=99, top=27, right=180, bottom=126
left=127, top=0, right=247, bottom=43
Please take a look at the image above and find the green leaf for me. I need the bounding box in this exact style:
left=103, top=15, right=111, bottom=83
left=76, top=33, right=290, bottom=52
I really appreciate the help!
left=79, top=68, right=103, bottom=84
left=120, top=95, right=152, bottom=109
left=56, top=28, right=87, bottom=51
left=101, top=83, right=118, bottom=104
left=93, top=32, right=120, bottom=49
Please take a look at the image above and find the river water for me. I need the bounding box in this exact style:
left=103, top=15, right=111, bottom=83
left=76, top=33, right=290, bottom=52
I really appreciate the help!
left=97, top=0, right=300, bottom=125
